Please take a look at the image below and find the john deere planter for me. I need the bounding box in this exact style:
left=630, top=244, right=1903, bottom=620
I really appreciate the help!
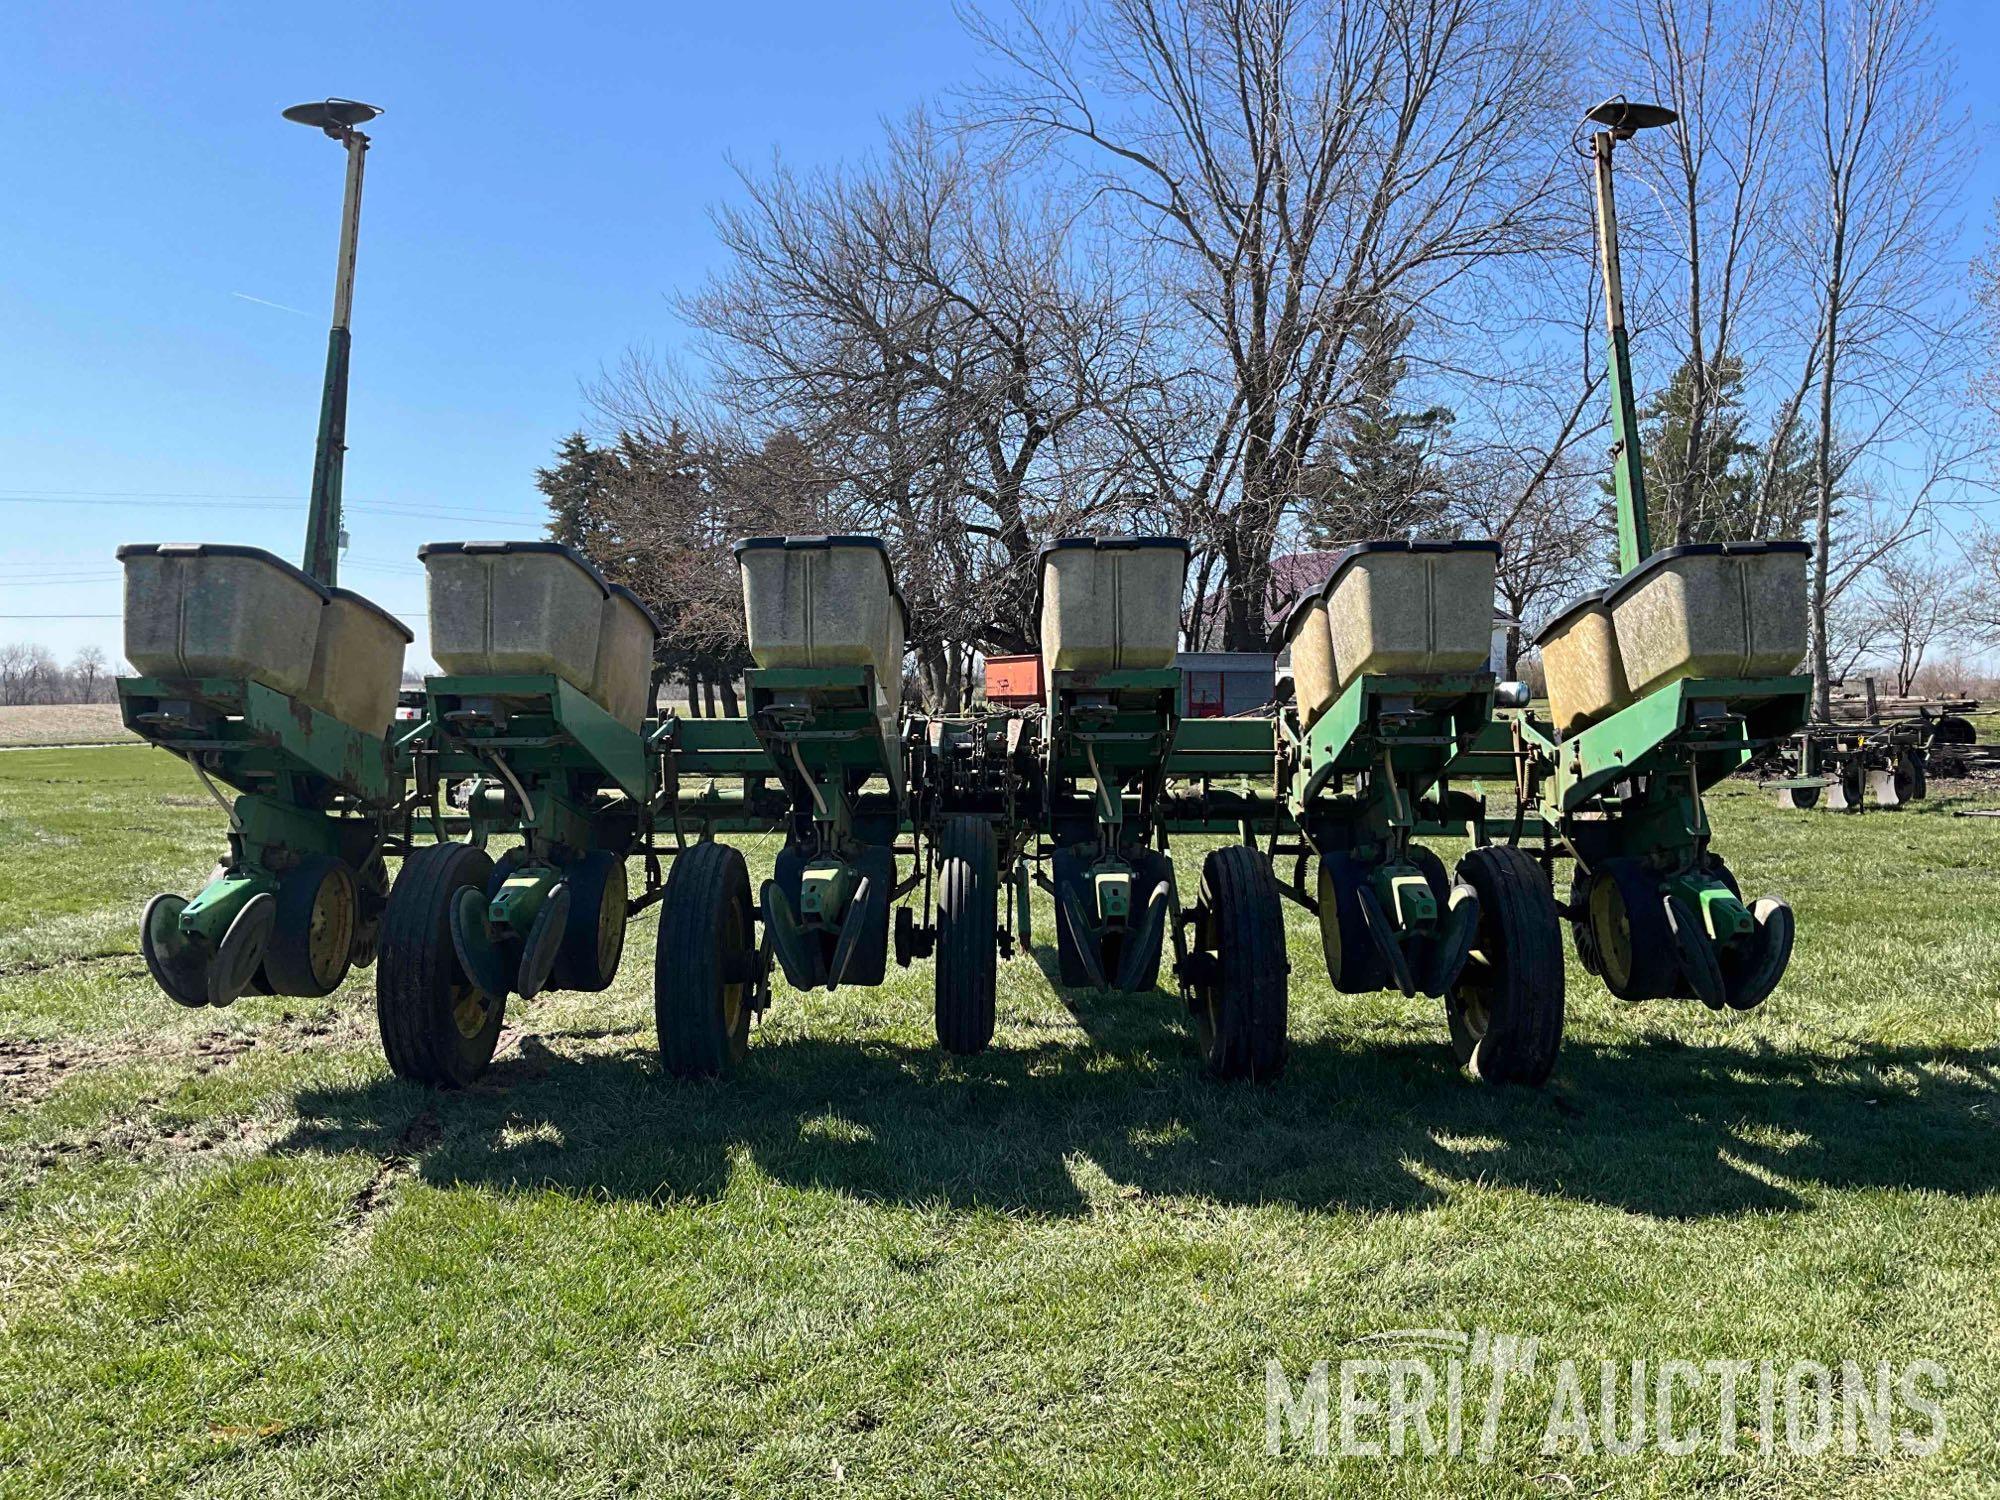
left=120, top=543, right=413, bottom=1008
left=1516, top=544, right=1808, bottom=1013
left=378, top=541, right=667, bottom=1085
left=1275, top=540, right=1564, bottom=1085
left=105, top=91, right=1812, bottom=1095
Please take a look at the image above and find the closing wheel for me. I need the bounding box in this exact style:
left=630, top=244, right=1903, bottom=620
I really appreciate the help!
left=1584, top=858, right=1677, bottom=1001
left=207, top=893, right=275, bottom=1008
left=1103, top=850, right=1173, bottom=993
left=551, top=851, right=629, bottom=993
left=261, top=855, right=358, bottom=998
left=1405, top=845, right=1476, bottom=998
left=377, top=842, right=505, bottom=1088
left=1051, top=846, right=1093, bottom=986
left=1187, top=846, right=1288, bottom=1081
left=1446, top=846, right=1564, bottom=1086
left=655, top=841, right=756, bottom=1079
left=1317, top=852, right=1391, bottom=993
left=1722, top=896, right=1795, bottom=1011
left=933, top=816, right=998, bottom=1056
left=1664, top=894, right=1726, bottom=1010
left=1114, top=851, right=1173, bottom=994
left=140, top=892, right=209, bottom=1008
left=1896, top=748, right=1925, bottom=804
left=515, top=883, right=571, bottom=1000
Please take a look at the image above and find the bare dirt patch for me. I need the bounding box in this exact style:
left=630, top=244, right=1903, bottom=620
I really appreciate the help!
left=0, top=704, right=134, bottom=748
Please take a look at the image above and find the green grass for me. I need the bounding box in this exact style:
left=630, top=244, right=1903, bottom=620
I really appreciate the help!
left=1, top=746, right=1997, bottom=1495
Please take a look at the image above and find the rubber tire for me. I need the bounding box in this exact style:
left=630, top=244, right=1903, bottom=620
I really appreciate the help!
left=1586, top=858, right=1678, bottom=1001
left=655, top=841, right=755, bottom=1079
left=1317, top=851, right=1391, bottom=994
left=933, top=817, right=998, bottom=1055
left=1568, top=864, right=1607, bottom=981
left=1051, top=846, right=1091, bottom=987
left=262, top=855, right=358, bottom=998
left=1446, top=846, right=1564, bottom=1086
left=1189, top=846, right=1289, bottom=1081
left=377, top=842, right=505, bottom=1088
left=551, top=850, right=629, bottom=993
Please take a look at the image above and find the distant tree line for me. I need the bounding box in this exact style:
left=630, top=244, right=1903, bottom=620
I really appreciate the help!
left=0, top=644, right=114, bottom=706
left=539, top=0, right=1995, bottom=714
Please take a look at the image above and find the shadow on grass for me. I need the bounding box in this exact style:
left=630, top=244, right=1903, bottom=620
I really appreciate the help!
left=271, top=973, right=2000, bottom=1222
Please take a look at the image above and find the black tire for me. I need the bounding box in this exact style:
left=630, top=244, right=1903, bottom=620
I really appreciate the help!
left=551, top=850, right=629, bottom=993
left=1584, top=857, right=1677, bottom=1001
left=1317, top=851, right=1390, bottom=993
left=933, top=817, right=998, bottom=1055
left=262, top=854, right=359, bottom=998
left=1189, top=846, right=1289, bottom=1081
left=1836, top=758, right=1865, bottom=811
left=377, top=842, right=505, bottom=1088
left=1934, top=714, right=1976, bottom=746
left=655, top=842, right=755, bottom=1079
left=1051, top=845, right=1090, bottom=986
left=1447, top=846, right=1564, bottom=1086
left=1567, top=865, right=1601, bottom=976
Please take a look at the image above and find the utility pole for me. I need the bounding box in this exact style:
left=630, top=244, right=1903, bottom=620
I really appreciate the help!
left=1583, top=97, right=1676, bottom=575
left=283, top=98, right=383, bottom=587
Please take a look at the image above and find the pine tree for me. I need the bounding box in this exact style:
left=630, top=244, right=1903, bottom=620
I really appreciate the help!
left=1300, top=313, right=1453, bottom=549
left=535, top=432, right=615, bottom=555
left=1629, top=354, right=1758, bottom=546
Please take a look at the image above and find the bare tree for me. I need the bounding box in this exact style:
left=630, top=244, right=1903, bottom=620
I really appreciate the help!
left=1960, top=525, right=2000, bottom=647
left=1853, top=545, right=1972, bottom=694
left=1793, top=0, right=1969, bottom=716
left=968, top=0, right=1578, bottom=647
left=644, top=114, right=1164, bottom=706
left=1601, top=0, right=1803, bottom=545
left=71, top=645, right=106, bottom=704
left=0, top=644, right=30, bottom=707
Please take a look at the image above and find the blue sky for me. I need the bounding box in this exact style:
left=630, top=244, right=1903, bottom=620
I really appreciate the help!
left=4, top=0, right=1998, bottom=670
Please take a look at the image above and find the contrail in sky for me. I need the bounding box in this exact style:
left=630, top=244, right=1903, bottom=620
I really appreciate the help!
left=231, top=291, right=311, bottom=316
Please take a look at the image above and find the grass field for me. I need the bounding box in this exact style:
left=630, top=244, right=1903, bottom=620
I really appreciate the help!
left=1, top=744, right=1997, bottom=1495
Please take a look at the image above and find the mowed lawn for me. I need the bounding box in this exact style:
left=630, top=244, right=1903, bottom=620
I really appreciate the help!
left=1, top=744, right=1997, bottom=1496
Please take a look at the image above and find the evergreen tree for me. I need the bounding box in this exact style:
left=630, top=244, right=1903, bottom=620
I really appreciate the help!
left=535, top=432, right=616, bottom=555
left=1300, top=313, right=1453, bottom=549
left=1626, top=354, right=1758, bottom=546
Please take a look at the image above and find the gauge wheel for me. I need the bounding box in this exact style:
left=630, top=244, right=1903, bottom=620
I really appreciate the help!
left=1447, top=846, right=1564, bottom=1086
left=655, top=842, right=756, bottom=1079
left=551, top=851, right=630, bottom=993
left=377, top=842, right=504, bottom=1087
left=1188, top=846, right=1288, bottom=1081
left=262, top=855, right=359, bottom=998
left=933, top=816, right=998, bottom=1056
